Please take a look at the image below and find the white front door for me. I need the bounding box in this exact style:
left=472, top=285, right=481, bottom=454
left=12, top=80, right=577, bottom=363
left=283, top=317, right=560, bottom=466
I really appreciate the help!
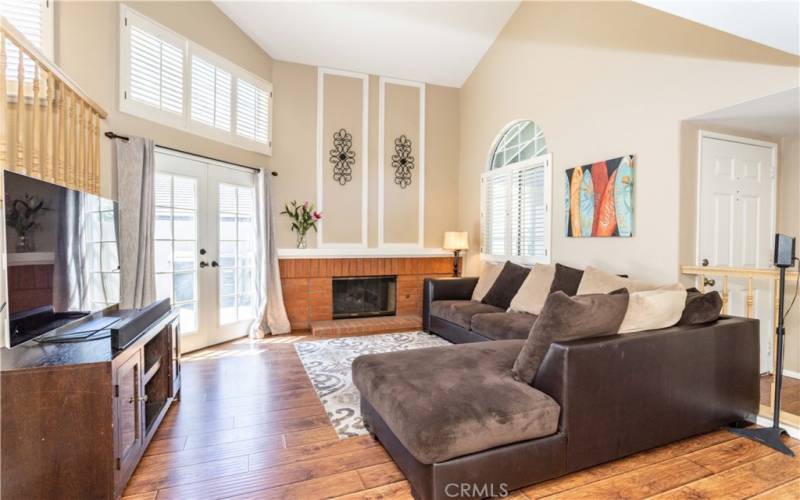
left=155, top=149, right=257, bottom=353
left=697, top=132, right=777, bottom=372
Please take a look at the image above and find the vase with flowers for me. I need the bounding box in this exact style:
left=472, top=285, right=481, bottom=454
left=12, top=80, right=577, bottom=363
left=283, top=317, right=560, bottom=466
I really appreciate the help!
left=281, top=200, right=322, bottom=249
left=5, top=193, right=49, bottom=253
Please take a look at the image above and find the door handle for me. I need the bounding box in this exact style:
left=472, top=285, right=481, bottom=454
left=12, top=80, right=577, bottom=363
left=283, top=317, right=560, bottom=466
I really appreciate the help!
left=211, top=260, right=219, bottom=268
left=703, top=277, right=716, bottom=287
left=701, top=258, right=709, bottom=267
left=199, top=261, right=209, bottom=268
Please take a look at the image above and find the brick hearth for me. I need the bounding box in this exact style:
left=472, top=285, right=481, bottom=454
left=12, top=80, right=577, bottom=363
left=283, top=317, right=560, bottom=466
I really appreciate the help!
left=279, top=256, right=456, bottom=332
left=309, top=315, right=422, bottom=337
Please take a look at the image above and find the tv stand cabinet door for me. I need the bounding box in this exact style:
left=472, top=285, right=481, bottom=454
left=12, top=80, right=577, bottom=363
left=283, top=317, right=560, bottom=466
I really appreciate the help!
left=114, top=348, right=144, bottom=493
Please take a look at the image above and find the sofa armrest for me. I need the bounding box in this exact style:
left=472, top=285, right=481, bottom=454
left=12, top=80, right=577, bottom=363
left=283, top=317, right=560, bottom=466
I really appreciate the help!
left=422, top=277, right=479, bottom=331
left=533, top=317, right=760, bottom=472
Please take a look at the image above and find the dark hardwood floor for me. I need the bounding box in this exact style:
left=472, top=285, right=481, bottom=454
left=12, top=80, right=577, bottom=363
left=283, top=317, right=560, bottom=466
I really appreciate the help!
left=124, top=336, right=800, bottom=499
left=760, top=373, right=800, bottom=415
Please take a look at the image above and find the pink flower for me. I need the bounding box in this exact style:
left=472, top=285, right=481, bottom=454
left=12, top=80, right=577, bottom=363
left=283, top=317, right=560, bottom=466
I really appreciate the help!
left=303, top=201, right=309, bottom=210
left=312, top=211, right=322, bottom=220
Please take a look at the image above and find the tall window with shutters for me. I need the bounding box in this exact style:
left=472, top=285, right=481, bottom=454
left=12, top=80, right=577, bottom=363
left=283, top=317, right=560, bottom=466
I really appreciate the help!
left=119, top=5, right=272, bottom=154
left=481, top=121, right=551, bottom=264
left=2, top=0, right=53, bottom=82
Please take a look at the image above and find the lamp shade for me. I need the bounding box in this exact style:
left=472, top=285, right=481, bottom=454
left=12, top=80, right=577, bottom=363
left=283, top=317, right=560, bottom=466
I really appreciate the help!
left=443, top=231, right=469, bottom=251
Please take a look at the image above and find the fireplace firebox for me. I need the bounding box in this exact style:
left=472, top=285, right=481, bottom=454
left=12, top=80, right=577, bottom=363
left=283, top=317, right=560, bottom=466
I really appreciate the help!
left=332, top=276, right=397, bottom=319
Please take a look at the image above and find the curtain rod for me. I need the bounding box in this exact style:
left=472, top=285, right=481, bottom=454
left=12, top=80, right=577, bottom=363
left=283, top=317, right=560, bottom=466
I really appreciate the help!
left=104, top=131, right=277, bottom=176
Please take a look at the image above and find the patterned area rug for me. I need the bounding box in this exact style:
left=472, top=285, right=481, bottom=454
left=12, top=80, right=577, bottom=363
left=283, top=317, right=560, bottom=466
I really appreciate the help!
left=295, top=331, right=450, bottom=438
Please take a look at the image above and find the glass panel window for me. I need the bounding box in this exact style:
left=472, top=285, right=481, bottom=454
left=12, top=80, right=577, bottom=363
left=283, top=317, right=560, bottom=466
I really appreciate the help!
left=85, top=193, right=119, bottom=310
left=154, top=173, right=199, bottom=334
left=218, top=183, right=256, bottom=325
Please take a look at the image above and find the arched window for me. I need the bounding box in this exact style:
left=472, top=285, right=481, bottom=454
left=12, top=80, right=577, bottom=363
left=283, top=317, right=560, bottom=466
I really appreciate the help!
left=481, top=120, right=551, bottom=262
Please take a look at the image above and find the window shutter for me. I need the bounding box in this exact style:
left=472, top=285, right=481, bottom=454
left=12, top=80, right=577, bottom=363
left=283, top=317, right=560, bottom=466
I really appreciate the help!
left=128, top=21, right=184, bottom=115
left=190, top=54, right=232, bottom=132
left=235, top=78, right=270, bottom=145
left=3, top=0, right=49, bottom=80
left=511, top=163, right=547, bottom=257
left=481, top=168, right=510, bottom=256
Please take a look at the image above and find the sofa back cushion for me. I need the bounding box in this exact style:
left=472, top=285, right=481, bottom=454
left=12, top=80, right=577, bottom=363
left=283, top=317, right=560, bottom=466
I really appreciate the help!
left=577, top=265, right=659, bottom=295
left=512, top=289, right=630, bottom=383
left=481, top=261, right=531, bottom=309
left=471, top=261, right=504, bottom=301
left=509, top=263, right=556, bottom=315
left=618, top=285, right=687, bottom=333
left=678, top=288, right=723, bottom=325
left=549, top=263, right=584, bottom=296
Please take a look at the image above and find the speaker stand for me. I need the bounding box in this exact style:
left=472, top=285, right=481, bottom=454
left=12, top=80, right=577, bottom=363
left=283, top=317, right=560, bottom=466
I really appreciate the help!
left=729, top=265, right=795, bottom=457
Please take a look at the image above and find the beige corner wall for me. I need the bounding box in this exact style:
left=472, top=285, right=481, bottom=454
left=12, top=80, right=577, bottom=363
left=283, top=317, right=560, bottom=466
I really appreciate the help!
left=54, top=1, right=274, bottom=200
left=458, top=0, right=800, bottom=282
left=778, top=137, right=800, bottom=373
left=271, top=61, right=460, bottom=249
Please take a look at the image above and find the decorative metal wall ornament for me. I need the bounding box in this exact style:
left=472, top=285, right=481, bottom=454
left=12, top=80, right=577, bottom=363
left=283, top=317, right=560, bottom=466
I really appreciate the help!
left=329, top=128, right=355, bottom=185
left=391, top=135, right=415, bottom=189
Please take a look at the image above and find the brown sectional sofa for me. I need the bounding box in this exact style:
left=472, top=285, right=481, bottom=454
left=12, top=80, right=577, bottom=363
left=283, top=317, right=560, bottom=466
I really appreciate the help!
left=353, top=276, right=761, bottom=500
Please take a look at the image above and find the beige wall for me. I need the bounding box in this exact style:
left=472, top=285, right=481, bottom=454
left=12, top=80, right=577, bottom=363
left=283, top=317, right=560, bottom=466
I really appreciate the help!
left=54, top=2, right=460, bottom=250
left=778, top=137, right=800, bottom=373
left=458, top=0, right=800, bottom=282
left=270, top=61, right=460, bottom=249
left=55, top=1, right=275, bottom=199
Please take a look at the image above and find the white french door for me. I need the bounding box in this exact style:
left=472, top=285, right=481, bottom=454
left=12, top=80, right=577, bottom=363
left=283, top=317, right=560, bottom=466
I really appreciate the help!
left=155, top=148, right=257, bottom=353
left=697, top=132, right=777, bottom=372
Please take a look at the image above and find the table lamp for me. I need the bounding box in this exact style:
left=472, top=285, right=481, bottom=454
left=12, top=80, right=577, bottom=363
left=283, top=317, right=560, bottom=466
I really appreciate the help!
left=443, top=231, right=468, bottom=277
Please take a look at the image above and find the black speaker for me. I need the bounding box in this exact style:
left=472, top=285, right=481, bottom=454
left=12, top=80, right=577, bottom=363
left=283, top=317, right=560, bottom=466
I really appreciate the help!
left=775, top=234, right=796, bottom=268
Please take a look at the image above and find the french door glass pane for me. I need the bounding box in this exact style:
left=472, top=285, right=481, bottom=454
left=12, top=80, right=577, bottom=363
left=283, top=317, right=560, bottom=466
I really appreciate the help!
left=154, top=173, right=199, bottom=333
left=218, top=183, right=256, bottom=325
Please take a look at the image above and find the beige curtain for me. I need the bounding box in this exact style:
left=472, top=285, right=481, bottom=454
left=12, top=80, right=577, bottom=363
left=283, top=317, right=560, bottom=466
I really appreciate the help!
left=115, top=137, right=156, bottom=310
left=251, top=169, right=291, bottom=337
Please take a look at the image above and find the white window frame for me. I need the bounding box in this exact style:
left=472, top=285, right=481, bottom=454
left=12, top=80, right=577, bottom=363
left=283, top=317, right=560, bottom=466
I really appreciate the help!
left=3, top=0, right=54, bottom=57
left=118, top=4, right=272, bottom=155
left=480, top=153, right=552, bottom=265
left=3, top=0, right=54, bottom=92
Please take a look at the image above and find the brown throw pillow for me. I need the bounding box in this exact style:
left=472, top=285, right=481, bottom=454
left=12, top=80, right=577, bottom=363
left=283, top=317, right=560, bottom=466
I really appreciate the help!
left=481, top=261, right=531, bottom=309
left=512, top=288, right=630, bottom=384
left=678, top=288, right=722, bottom=325
left=549, top=263, right=584, bottom=296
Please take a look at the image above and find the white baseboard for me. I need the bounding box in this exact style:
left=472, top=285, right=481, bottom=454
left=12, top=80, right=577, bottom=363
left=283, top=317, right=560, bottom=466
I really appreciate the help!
left=756, top=415, right=800, bottom=439
left=783, top=369, right=800, bottom=379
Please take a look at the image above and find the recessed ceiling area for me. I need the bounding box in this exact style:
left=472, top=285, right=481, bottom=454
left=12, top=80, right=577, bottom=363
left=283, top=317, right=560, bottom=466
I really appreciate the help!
left=636, top=1, right=800, bottom=56
left=688, top=87, right=800, bottom=138
left=214, top=1, right=520, bottom=88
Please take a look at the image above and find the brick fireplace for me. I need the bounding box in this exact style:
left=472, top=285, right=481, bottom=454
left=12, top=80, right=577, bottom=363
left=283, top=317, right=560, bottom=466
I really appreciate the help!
left=278, top=256, right=456, bottom=332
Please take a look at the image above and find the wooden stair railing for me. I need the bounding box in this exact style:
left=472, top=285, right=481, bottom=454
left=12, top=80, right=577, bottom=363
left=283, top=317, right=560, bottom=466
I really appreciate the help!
left=1, top=16, right=107, bottom=194
left=682, top=264, right=800, bottom=427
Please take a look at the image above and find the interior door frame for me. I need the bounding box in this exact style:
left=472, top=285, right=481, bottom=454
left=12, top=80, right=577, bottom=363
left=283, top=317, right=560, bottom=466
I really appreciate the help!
left=694, top=130, right=778, bottom=267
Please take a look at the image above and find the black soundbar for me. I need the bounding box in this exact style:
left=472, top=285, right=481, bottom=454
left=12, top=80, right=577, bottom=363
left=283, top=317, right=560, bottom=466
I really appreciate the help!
left=111, top=298, right=172, bottom=351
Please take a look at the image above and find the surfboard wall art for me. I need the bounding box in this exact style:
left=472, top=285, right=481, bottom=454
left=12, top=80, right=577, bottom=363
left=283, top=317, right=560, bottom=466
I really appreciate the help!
left=565, top=155, right=634, bottom=237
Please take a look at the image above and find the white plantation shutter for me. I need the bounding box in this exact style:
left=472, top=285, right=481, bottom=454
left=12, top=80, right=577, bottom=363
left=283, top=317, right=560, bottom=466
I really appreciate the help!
left=2, top=0, right=52, bottom=81
left=190, top=53, right=232, bottom=132
left=126, top=19, right=184, bottom=117
left=236, top=78, right=270, bottom=145
left=481, top=155, right=550, bottom=262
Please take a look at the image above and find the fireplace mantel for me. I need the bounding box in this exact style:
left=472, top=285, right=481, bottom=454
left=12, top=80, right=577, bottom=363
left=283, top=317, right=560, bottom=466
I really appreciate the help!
left=277, top=247, right=452, bottom=259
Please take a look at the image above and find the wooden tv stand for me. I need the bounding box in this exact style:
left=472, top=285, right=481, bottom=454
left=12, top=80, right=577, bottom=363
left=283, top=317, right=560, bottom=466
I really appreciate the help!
left=1, top=308, right=181, bottom=499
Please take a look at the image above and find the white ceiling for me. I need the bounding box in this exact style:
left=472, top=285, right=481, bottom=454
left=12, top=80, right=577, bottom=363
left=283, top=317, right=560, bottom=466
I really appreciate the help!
left=214, top=1, right=520, bottom=88
left=689, top=87, right=800, bottom=138
left=636, top=1, right=800, bottom=56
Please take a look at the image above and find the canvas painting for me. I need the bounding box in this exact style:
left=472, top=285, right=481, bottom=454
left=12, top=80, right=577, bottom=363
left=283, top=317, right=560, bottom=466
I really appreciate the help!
left=565, top=155, right=634, bottom=238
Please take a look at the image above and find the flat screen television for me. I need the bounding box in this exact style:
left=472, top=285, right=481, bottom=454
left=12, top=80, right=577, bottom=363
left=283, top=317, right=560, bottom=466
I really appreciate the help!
left=4, top=171, right=121, bottom=347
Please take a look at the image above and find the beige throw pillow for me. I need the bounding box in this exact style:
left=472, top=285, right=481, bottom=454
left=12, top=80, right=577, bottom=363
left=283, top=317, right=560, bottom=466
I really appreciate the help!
left=577, top=266, right=660, bottom=295
left=618, top=284, right=687, bottom=333
left=471, top=261, right=504, bottom=301
left=508, top=263, right=556, bottom=315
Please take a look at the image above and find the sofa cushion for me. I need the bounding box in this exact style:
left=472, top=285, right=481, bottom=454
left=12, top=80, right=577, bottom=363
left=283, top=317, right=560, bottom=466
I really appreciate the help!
left=577, top=265, right=659, bottom=295
left=509, top=263, right=556, bottom=316
left=429, top=300, right=504, bottom=329
left=471, top=311, right=538, bottom=341
left=471, top=261, right=504, bottom=301
left=549, top=263, right=584, bottom=296
left=352, top=340, right=560, bottom=464
left=482, top=261, right=531, bottom=309
left=512, top=289, right=630, bottom=383
left=618, top=285, right=687, bottom=333
left=678, top=288, right=723, bottom=325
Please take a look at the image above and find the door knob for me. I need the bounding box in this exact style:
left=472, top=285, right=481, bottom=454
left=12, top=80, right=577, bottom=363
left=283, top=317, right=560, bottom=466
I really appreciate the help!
left=701, top=258, right=709, bottom=267
left=200, top=248, right=207, bottom=255
left=703, top=277, right=716, bottom=287
left=199, top=261, right=209, bottom=268
left=211, top=261, right=219, bottom=267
